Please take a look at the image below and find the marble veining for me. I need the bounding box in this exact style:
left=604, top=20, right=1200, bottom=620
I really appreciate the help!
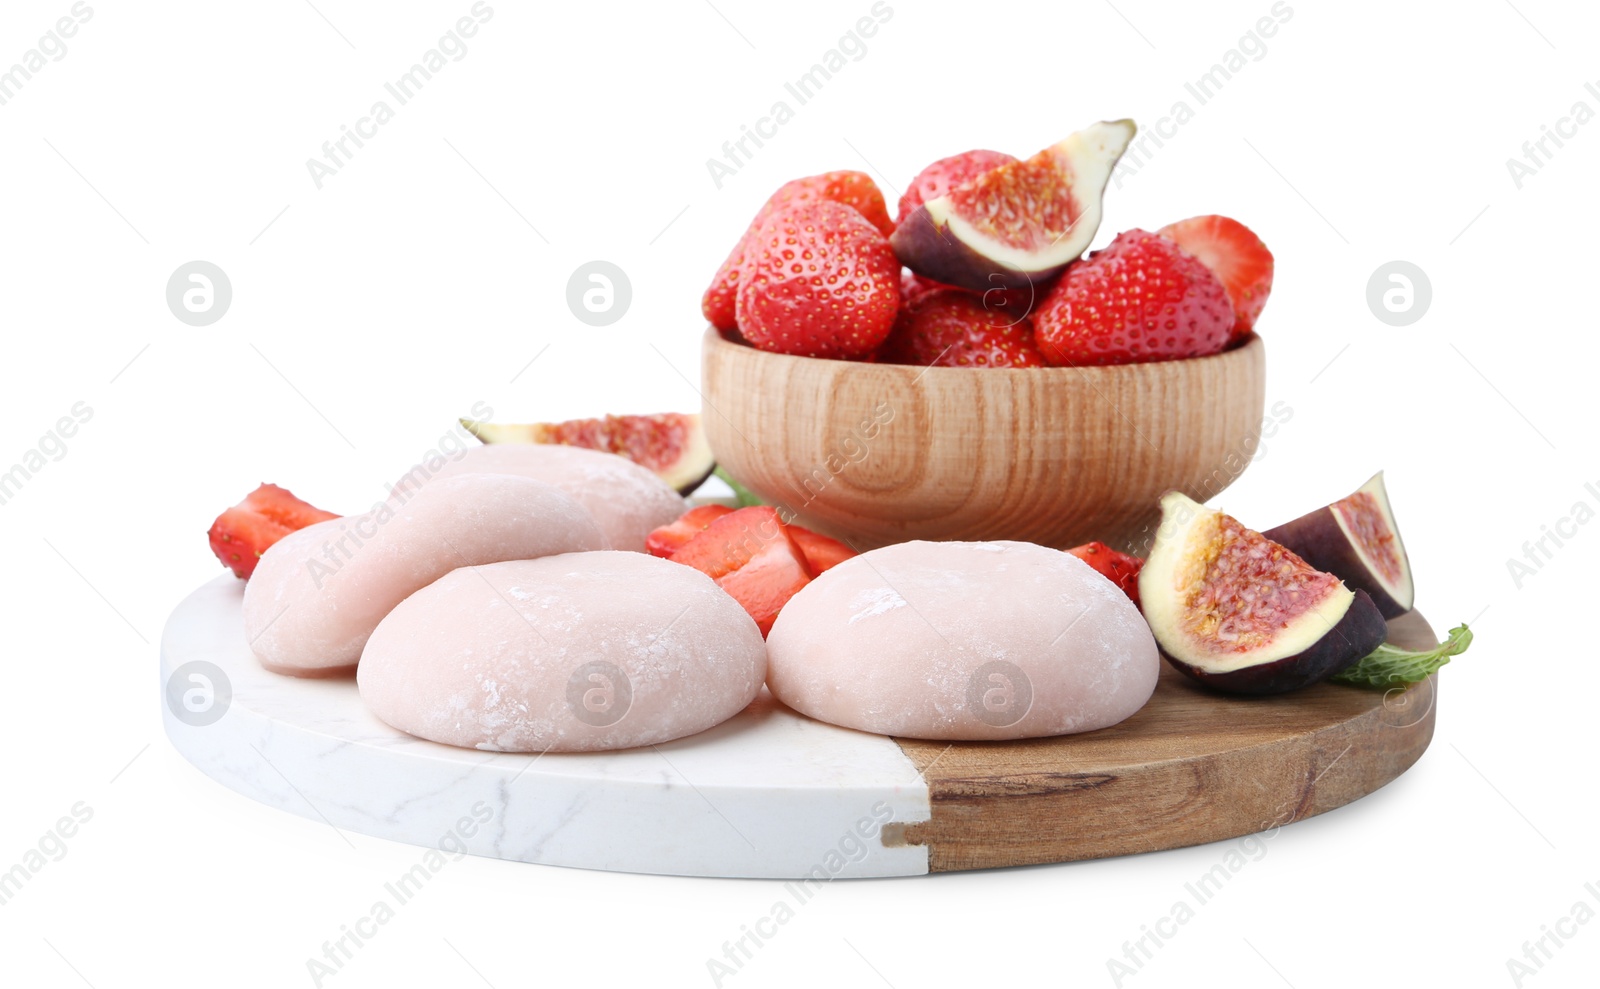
left=162, top=576, right=932, bottom=879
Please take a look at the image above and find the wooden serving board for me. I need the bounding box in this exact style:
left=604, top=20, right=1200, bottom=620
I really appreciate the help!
left=894, top=610, right=1439, bottom=871
left=161, top=577, right=1436, bottom=879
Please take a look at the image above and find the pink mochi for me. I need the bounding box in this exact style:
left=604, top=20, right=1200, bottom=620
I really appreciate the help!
left=391, top=444, right=685, bottom=553
left=765, top=540, right=1159, bottom=740
left=242, top=473, right=605, bottom=677
left=358, top=552, right=767, bottom=752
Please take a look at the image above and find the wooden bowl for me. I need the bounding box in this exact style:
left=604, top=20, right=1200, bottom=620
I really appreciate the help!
left=700, top=328, right=1267, bottom=553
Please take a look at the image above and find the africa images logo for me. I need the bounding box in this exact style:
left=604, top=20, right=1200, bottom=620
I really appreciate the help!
left=966, top=661, right=1033, bottom=728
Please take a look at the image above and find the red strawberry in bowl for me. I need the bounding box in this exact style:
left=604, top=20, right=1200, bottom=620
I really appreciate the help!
left=901, top=268, right=931, bottom=305
left=735, top=200, right=901, bottom=360
left=880, top=289, right=1044, bottom=368
left=901, top=270, right=1049, bottom=323
left=1157, top=215, right=1274, bottom=342
left=702, top=171, right=894, bottom=331
left=896, top=149, right=1017, bottom=227
left=1033, top=229, right=1234, bottom=367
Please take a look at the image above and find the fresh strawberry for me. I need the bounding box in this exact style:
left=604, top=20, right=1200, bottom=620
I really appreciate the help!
left=669, top=506, right=814, bottom=636
left=1033, top=229, right=1234, bottom=367
left=208, top=483, right=339, bottom=579
left=702, top=171, right=894, bottom=331
left=735, top=201, right=901, bottom=359
left=902, top=270, right=1051, bottom=323
left=786, top=525, right=857, bottom=573
left=645, top=504, right=735, bottom=559
left=1068, top=541, right=1144, bottom=607
left=880, top=289, right=1044, bottom=368
left=901, top=268, right=933, bottom=305
left=1157, top=215, right=1274, bottom=341
left=896, top=149, right=1017, bottom=226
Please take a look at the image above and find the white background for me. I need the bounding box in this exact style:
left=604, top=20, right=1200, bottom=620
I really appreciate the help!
left=2, top=0, right=1596, bottom=986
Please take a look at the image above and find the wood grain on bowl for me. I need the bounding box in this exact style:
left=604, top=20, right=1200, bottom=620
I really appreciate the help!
left=701, top=327, right=1267, bottom=553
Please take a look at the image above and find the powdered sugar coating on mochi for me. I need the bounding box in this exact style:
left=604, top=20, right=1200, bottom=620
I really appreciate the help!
left=765, top=540, right=1159, bottom=740
left=243, top=473, right=605, bottom=677
left=357, top=552, right=767, bottom=752
left=392, top=444, right=685, bottom=553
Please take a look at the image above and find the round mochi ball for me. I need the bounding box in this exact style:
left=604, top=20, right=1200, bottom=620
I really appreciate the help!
left=765, top=540, right=1159, bottom=740
left=396, top=444, right=685, bottom=553
left=358, top=551, right=767, bottom=752
left=244, top=473, right=605, bottom=677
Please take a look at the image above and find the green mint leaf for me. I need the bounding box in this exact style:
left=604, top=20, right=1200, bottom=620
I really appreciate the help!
left=1330, top=623, right=1474, bottom=688
left=713, top=466, right=764, bottom=508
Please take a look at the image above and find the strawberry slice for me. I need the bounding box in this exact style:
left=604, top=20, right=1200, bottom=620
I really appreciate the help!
left=786, top=525, right=857, bottom=573
left=1156, top=215, right=1274, bottom=341
left=649, top=505, right=858, bottom=576
left=208, top=483, right=339, bottom=579
left=669, top=506, right=814, bottom=636
left=645, top=504, right=735, bottom=559
left=1067, top=541, right=1144, bottom=608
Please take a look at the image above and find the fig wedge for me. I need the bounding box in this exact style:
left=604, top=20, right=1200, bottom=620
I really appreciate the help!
left=462, top=412, right=714, bottom=496
left=890, top=120, right=1135, bottom=293
left=1139, top=492, right=1389, bottom=695
left=1263, top=471, right=1414, bottom=619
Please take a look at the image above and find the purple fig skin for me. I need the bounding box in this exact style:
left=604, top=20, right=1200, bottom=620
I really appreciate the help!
left=890, top=209, right=1060, bottom=294
left=1264, top=509, right=1412, bottom=619
left=671, top=461, right=716, bottom=497
left=1163, top=590, right=1390, bottom=696
left=891, top=119, right=1132, bottom=295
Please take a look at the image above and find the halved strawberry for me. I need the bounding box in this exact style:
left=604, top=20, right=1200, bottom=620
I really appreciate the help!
left=669, top=506, right=814, bottom=636
left=1067, top=541, right=1144, bottom=608
left=1156, top=215, right=1274, bottom=341
left=787, top=525, right=857, bottom=573
left=208, top=483, right=339, bottom=579
left=645, top=504, right=735, bottom=559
